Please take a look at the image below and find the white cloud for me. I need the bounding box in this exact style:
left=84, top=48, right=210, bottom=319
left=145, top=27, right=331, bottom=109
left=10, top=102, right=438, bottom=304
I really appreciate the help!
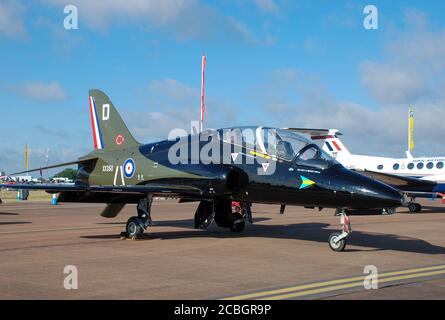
left=9, top=81, right=67, bottom=102
left=42, top=0, right=272, bottom=45
left=148, top=78, right=199, bottom=101
left=260, top=60, right=445, bottom=158
left=254, top=0, right=279, bottom=14
left=42, top=0, right=188, bottom=30
left=123, top=78, right=238, bottom=142
left=360, top=9, right=445, bottom=107
left=360, top=61, right=428, bottom=105
left=0, top=0, right=26, bottom=38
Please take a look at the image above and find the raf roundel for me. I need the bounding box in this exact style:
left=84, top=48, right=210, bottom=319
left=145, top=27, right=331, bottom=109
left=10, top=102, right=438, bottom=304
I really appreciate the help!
left=123, top=158, right=135, bottom=179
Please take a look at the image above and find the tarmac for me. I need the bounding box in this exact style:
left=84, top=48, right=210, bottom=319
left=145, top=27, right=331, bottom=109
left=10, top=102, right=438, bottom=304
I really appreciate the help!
left=0, top=199, right=445, bottom=299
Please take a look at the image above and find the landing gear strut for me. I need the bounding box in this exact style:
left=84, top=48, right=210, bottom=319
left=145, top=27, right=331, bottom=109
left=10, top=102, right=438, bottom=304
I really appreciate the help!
left=328, top=209, right=351, bottom=252
left=125, top=194, right=153, bottom=238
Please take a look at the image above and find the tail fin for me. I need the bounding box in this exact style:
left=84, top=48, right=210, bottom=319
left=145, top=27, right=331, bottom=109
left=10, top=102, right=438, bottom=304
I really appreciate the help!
left=316, top=129, right=351, bottom=159
left=88, top=89, right=140, bottom=150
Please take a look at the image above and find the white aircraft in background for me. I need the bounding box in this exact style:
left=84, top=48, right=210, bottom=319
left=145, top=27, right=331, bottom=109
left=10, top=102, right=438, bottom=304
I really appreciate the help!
left=289, top=110, right=445, bottom=213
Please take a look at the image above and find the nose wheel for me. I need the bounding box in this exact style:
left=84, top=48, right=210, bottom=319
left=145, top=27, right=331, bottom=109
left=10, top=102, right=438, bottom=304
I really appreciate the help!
left=328, top=232, right=346, bottom=252
left=329, top=209, right=351, bottom=252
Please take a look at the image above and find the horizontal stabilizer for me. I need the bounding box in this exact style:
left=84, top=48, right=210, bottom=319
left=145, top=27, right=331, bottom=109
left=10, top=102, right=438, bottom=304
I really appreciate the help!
left=284, top=128, right=342, bottom=138
left=8, top=156, right=98, bottom=176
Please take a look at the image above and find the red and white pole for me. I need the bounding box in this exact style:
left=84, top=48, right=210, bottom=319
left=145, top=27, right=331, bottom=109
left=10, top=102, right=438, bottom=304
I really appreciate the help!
left=200, top=54, right=206, bottom=132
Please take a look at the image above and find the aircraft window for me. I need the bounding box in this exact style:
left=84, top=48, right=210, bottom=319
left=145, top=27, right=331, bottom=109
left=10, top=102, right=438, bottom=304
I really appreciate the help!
left=408, top=163, right=414, bottom=170
left=393, top=163, right=400, bottom=170
left=294, top=143, right=337, bottom=169
left=427, top=162, right=434, bottom=169
left=272, top=129, right=307, bottom=161
left=437, top=162, right=444, bottom=169
left=377, top=165, right=383, bottom=170
left=417, top=163, right=424, bottom=169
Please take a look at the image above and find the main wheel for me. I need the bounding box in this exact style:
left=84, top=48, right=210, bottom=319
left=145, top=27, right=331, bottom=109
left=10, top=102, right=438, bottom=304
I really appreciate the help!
left=408, top=203, right=421, bottom=213
left=230, top=213, right=245, bottom=232
left=194, top=201, right=213, bottom=229
left=126, top=216, right=143, bottom=238
left=383, top=208, right=396, bottom=215
left=328, top=232, right=346, bottom=252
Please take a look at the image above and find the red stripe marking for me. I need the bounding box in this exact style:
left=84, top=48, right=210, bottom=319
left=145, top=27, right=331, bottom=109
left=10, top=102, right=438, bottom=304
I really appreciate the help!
left=89, top=97, right=98, bottom=149
left=311, top=135, right=335, bottom=140
left=332, top=140, right=342, bottom=151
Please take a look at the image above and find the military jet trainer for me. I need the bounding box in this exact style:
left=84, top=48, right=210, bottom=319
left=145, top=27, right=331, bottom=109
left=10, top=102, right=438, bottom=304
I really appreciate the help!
left=0, top=90, right=402, bottom=251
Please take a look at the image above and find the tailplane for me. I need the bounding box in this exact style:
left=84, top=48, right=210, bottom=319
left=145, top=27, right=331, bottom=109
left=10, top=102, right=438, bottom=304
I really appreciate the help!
left=88, top=89, right=140, bottom=150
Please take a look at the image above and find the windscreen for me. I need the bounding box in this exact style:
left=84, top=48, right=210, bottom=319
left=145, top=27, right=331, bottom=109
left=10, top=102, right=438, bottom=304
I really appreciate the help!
left=274, top=129, right=338, bottom=169
left=218, top=127, right=338, bottom=170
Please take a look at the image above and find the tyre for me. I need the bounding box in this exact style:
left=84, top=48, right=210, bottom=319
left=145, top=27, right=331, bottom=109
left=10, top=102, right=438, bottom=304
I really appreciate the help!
left=194, top=201, right=213, bottom=229
left=328, top=232, right=346, bottom=252
left=230, top=213, right=245, bottom=232
left=408, top=203, right=421, bottom=213
left=126, top=216, right=143, bottom=238
left=214, top=200, right=233, bottom=228
left=383, top=208, right=396, bottom=215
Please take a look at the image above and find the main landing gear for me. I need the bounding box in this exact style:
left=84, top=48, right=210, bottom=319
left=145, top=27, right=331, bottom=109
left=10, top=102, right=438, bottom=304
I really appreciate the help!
left=328, top=209, right=352, bottom=252
left=408, top=202, right=422, bottom=213
left=124, top=194, right=153, bottom=239
left=194, top=200, right=252, bottom=233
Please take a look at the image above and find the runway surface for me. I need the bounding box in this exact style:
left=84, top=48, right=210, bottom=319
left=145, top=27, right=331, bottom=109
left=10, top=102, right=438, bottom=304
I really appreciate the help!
left=1, top=199, right=445, bottom=299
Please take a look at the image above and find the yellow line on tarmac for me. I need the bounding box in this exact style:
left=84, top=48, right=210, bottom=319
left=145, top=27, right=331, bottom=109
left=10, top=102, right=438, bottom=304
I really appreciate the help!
left=223, top=264, right=445, bottom=300
left=266, top=269, right=445, bottom=300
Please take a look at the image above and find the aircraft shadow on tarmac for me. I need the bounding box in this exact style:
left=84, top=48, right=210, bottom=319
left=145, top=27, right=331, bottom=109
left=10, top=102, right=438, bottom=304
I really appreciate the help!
left=97, top=217, right=269, bottom=227
left=84, top=219, right=445, bottom=255
left=0, top=212, right=19, bottom=216
left=399, top=206, right=445, bottom=214
left=0, top=221, right=31, bottom=226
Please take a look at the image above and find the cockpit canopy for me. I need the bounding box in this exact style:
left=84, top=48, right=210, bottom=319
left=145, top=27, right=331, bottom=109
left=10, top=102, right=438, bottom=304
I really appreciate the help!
left=212, top=126, right=339, bottom=170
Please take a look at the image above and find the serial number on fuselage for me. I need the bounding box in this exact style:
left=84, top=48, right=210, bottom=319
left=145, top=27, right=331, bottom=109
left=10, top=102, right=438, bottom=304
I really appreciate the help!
left=102, top=165, right=114, bottom=172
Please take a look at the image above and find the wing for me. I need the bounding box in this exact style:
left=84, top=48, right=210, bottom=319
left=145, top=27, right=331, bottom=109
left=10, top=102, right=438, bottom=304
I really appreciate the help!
left=357, top=170, right=436, bottom=188
left=0, top=182, right=205, bottom=218
left=356, top=170, right=438, bottom=198
left=0, top=182, right=203, bottom=196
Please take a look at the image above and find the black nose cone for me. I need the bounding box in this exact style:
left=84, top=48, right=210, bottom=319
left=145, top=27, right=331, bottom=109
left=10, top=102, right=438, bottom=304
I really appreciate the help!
left=331, top=168, right=403, bottom=209
left=359, top=179, right=403, bottom=208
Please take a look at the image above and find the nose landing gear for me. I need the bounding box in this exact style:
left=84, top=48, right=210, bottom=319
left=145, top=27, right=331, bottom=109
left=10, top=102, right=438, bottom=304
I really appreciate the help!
left=329, top=209, right=351, bottom=252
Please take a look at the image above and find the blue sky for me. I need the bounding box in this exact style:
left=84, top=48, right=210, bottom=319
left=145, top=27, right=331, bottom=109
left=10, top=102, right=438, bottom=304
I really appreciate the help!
left=1, top=0, right=445, bottom=173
